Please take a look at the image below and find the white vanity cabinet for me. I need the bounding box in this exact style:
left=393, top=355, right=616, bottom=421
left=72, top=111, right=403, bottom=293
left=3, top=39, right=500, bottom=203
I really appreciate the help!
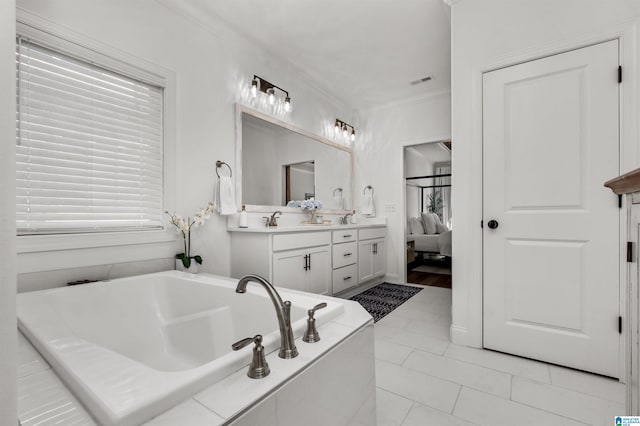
left=604, top=168, right=640, bottom=415
left=331, top=229, right=358, bottom=294
left=273, top=245, right=331, bottom=295
left=358, top=228, right=387, bottom=284
left=230, top=224, right=387, bottom=296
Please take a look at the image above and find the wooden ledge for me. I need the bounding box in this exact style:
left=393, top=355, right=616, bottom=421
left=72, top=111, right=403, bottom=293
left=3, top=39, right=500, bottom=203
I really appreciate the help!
left=604, top=168, right=640, bottom=195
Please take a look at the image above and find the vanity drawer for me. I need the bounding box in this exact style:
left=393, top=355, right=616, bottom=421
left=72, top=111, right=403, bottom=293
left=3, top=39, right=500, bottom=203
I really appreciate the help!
left=332, top=264, right=358, bottom=294
left=358, top=227, right=386, bottom=241
left=273, top=232, right=331, bottom=252
left=332, top=241, right=357, bottom=269
left=332, top=229, right=356, bottom=243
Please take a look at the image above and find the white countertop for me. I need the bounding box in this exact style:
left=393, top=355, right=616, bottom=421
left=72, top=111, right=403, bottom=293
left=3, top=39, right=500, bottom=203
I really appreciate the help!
left=227, top=222, right=386, bottom=233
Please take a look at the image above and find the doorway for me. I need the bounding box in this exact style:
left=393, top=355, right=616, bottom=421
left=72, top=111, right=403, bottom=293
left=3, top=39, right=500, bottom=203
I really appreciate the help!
left=482, top=40, right=621, bottom=377
left=404, top=142, right=452, bottom=288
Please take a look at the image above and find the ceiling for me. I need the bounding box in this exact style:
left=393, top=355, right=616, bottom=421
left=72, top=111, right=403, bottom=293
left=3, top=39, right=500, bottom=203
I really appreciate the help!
left=162, top=0, right=451, bottom=109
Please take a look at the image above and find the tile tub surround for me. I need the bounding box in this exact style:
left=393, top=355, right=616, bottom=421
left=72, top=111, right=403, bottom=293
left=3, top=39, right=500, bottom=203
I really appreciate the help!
left=17, top=271, right=374, bottom=425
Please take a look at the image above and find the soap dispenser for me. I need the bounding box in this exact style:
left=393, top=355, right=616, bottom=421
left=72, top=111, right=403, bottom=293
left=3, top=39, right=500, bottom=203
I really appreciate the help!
left=350, top=210, right=357, bottom=224
left=239, top=205, right=248, bottom=228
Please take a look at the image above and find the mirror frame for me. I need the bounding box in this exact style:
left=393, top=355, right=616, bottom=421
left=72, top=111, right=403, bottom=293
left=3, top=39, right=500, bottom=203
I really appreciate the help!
left=235, top=103, right=354, bottom=214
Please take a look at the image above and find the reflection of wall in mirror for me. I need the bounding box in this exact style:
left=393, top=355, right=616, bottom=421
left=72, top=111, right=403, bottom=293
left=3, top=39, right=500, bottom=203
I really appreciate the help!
left=288, top=162, right=315, bottom=202
left=242, top=114, right=351, bottom=209
left=277, top=131, right=350, bottom=209
left=242, top=118, right=280, bottom=205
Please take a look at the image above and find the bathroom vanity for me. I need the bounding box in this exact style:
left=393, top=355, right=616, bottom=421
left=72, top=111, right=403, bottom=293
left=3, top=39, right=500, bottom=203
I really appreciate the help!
left=229, top=224, right=387, bottom=296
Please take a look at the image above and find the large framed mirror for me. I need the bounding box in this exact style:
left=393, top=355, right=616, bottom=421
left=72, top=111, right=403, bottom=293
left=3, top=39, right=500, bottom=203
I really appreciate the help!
left=235, top=104, right=353, bottom=213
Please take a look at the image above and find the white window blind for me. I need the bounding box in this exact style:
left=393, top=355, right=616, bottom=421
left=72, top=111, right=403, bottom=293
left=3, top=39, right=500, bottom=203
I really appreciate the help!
left=16, top=37, right=164, bottom=235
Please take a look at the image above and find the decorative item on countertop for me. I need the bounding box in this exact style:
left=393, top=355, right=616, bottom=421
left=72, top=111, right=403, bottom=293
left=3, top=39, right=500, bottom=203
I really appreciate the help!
left=239, top=204, right=248, bottom=228
left=166, top=202, right=215, bottom=273
left=351, top=210, right=357, bottom=224
left=300, top=199, right=323, bottom=224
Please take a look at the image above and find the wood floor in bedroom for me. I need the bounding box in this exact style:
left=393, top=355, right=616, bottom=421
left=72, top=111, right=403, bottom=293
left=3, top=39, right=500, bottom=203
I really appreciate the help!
left=406, top=271, right=452, bottom=288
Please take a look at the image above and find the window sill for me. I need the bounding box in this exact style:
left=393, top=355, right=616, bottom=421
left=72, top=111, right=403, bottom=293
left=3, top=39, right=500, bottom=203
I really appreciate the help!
left=17, top=229, right=177, bottom=254
left=17, top=230, right=178, bottom=274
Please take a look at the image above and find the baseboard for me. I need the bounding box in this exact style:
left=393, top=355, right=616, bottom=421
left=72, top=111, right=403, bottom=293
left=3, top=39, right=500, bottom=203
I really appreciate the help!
left=335, top=277, right=385, bottom=299
left=383, top=273, right=399, bottom=283
left=450, top=324, right=479, bottom=347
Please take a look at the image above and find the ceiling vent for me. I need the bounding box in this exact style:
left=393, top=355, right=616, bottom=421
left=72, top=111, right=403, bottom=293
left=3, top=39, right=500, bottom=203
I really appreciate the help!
left=410, top=75, right=433, bottom=86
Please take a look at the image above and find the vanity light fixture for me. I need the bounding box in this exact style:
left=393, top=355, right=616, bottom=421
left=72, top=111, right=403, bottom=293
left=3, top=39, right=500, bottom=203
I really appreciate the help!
left=334, top=118, right=356, bottom=142
left=250, top=75, right=292, bottom=111
left=267, top=88, right=275, bottom=105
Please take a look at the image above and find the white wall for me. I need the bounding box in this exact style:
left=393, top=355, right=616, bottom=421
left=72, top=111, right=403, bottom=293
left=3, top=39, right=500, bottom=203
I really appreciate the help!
left=0, top=0, right=17, bottom=423
left=451, top=0, right=640, bottom=346
left=355, top=91, right=451, bottom=283
left=15, top=0, right=357, bottom=290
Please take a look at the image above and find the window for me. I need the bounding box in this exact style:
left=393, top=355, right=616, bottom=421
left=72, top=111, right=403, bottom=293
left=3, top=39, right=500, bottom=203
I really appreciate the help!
left=16, top=37, right=164, bottom=235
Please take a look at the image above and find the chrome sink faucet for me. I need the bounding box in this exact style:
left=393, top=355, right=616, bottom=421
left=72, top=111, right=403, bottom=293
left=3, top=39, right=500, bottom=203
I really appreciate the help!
left=339, top=212, right=353, bottom=224
left=235, top=274, right=298, bottom=359
left=263, top=211, right=281, bottom=227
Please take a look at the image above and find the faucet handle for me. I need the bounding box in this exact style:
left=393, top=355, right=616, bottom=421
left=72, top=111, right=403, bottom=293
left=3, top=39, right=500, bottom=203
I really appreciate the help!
left=308, top=302, right=327, bottom=318
left=232, top=334, right=270, bottom=379
left=303, top=303, right=327, bottom=343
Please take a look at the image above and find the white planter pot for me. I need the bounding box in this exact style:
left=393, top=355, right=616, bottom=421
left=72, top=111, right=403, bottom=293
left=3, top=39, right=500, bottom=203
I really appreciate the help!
left=175, top=258, right=198, bottom=274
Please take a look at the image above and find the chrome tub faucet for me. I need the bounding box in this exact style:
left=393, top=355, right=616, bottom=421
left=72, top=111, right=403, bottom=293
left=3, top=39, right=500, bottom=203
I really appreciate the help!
left=235, top=274, right=298, bottom=359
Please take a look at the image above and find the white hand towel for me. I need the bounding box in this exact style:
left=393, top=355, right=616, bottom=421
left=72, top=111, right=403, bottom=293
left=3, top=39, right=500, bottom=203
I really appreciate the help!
left=362, top=193, right=375, bottom=217
left=334, top=194, right=344, bottom=210
left=214, top=176, right=236, bottom=215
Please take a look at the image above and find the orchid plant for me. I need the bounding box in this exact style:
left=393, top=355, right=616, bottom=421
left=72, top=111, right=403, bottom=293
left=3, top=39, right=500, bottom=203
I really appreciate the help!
left=165, top=201, right=215, bottom=268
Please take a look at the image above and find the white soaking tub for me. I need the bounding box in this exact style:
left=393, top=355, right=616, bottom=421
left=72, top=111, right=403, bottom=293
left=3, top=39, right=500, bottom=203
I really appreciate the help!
left=16, top=271, right=345, bottom=425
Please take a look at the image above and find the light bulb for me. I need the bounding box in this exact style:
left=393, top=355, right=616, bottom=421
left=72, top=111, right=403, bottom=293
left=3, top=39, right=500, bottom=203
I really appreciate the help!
left=342, top=125, right=348, bottom=138
left=267, top=88, right=275, bottom=105
left=350, top=129, right=356, bottom=141
left=334, top=120, right=340, bottom=133
left=284, top=96, right=291, bottom=112
left=251, top=79, right=258, bottom=98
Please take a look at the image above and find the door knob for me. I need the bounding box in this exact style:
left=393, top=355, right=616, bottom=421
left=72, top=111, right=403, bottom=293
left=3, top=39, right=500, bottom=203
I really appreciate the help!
left=487, top=220, right=499, bottom=229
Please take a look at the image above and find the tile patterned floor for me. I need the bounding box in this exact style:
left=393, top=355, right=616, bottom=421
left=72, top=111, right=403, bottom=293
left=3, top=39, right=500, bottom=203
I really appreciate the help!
left=374, top=285, right=625, bottom=426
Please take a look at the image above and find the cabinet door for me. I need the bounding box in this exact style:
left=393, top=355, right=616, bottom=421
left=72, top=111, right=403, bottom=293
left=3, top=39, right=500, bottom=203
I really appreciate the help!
left=306, top=246, right=331, bottom=295
left=273, top=248, right=307, bottom=292
left=358, top=241, right=373, bottom=283
left=372, top=239, right=386, bottom=278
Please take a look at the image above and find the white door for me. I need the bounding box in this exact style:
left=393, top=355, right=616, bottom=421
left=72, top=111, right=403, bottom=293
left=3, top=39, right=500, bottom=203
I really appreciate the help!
left=372, top=239, right=386, bottom=277
left=273, top=249, right=306, bottom=292
left=483, top=40, right=620, bottom=377
left=306, top=246, right=331, bottom=295
left=359, top=241, right=373, bottom=283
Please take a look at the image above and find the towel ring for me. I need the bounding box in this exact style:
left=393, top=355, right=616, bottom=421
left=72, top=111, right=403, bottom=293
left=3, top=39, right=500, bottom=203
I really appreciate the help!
left=215, top=161, right=232, bottom=178
left=363, top=185, right=374, bottom=196
left=333, top=188, right=343, bottom=197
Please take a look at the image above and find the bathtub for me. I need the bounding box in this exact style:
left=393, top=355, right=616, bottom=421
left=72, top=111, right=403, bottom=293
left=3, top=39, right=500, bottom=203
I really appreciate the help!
left=16, top=271, right=346, bottom=425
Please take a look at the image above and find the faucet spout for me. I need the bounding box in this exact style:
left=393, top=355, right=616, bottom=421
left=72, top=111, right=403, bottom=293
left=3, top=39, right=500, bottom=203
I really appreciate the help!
left=236, top=274, right=298, bottom=359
